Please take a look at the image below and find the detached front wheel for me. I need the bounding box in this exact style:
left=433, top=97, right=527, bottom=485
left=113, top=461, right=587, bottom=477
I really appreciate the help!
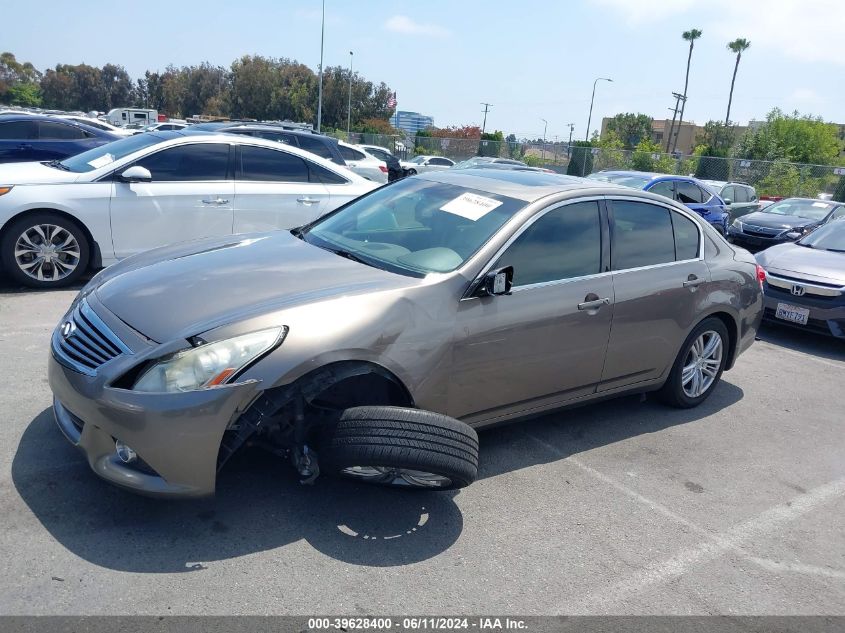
left=319, top=406, right=479, bottom=490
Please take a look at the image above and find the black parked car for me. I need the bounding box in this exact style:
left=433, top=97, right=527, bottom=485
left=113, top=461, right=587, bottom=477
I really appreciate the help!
left=0, top=115, right=119, bottom=163
left=727, top=198, right=845, bottom=249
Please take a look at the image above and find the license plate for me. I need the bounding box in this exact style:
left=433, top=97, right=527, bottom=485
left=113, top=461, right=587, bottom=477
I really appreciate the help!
left=775, top=302, right=810, bottom=325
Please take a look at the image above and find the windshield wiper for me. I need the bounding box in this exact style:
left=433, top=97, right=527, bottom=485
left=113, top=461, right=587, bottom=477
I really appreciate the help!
left=332, top=247, right=374, bottom=267
left=44, top=159, right=70, bottom=171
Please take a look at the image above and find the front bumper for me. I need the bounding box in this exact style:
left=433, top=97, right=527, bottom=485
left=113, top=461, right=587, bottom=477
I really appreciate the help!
left=727, top=225, right=791, bottom=248
left=761, top=289, right=845, bottom=339
left=47, top=302, right=261, bottom=498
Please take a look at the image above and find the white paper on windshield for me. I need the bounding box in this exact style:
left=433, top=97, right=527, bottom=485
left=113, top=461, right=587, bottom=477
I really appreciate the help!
left=440, top=193, right=503, bottom=221
left=812, top=202, right=830, bottom=208
left=87, top=154, right=115, bottom=169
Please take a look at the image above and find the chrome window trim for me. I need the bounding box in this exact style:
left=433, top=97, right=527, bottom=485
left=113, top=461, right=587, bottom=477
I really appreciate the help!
left=511, top=271, right=613, bottom=293
left=462, top=195, right=607, bottom=300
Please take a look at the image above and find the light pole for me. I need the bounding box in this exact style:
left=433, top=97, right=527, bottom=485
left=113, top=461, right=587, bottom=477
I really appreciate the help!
left=585, top=77, right=612, bottom=141
left=541, top=118, right=547, bottom=162
left=346, top=51, right=353, bottom=141
left=567, top=122, right=574, bottom=157
left=316, top=0, right=325, bottom=132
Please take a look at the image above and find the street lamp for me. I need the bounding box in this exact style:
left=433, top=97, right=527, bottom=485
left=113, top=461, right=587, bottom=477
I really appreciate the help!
left=541, top=118, right=547, bottom=162
left=567, top=122, right=575, bottom=157
left=316, top=0, right=326, bottom=133
left=585, top=77, right=612, bottom=141
left=346, top=51, right=354, bottom=141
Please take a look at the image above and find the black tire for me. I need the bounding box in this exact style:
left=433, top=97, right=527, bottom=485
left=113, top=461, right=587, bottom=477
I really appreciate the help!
left=658, top=317, right=730, bottom=409
left=1, top=212, right=90, bottom=289
left=407, top=168, right=417, bottom=176
left=319, top=406, right=479, bottom=490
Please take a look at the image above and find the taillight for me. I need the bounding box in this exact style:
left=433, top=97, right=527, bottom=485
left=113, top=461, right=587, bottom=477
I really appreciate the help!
left=755, top=264, right=766, bottom=288
left=379, top=165, right=388, bottom=173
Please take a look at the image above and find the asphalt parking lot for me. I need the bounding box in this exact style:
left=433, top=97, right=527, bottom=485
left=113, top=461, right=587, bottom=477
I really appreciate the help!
left=1, top=279, right=843, bottom=615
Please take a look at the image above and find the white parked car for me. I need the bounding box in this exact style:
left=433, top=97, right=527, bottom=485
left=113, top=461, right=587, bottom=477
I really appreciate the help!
left=337, top=141, right=388, bottom=183
left=140, top=122, right=189, bottom=133
left=51, top=115, right=135, bottom=137
left=0, top=132, right=378, bottom=288
left=400, top=155, right=455, bottom=175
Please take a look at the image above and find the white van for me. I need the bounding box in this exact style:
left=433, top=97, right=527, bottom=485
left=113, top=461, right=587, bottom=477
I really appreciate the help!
left=105, top=108, right=159, bottom=128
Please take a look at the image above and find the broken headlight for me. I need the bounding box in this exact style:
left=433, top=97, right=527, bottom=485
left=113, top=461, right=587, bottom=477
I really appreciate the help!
left=133, top=327, right=285, bottom=393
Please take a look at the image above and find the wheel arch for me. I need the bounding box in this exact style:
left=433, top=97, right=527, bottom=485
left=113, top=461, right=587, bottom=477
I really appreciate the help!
left=0, top=207, right=102, bottom=269
left=700, top=309, right=739, bottom=370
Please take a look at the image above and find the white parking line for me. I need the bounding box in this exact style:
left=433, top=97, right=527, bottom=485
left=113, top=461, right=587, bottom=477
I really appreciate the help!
left=756, top=340, right=845, bottom=371
left=522, top=432, right=845, bottom=612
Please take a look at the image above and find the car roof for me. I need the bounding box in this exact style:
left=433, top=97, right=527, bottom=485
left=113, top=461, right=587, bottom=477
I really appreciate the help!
left=420, top=168, right=632, bottom=202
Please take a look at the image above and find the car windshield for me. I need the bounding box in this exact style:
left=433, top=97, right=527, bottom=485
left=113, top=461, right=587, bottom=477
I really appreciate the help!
left=797, top=220, right=845, bottom=251
left=764, top=199, right=834, bottom=220
left=59, top=134, right=164, bottom=173
left=302, top=178, right=527, bottom=276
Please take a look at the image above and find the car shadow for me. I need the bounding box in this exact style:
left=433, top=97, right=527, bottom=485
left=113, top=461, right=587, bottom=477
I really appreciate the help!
left=13, top=381, right=743, bottom=573
left=757, top=322, right=845, bottom=363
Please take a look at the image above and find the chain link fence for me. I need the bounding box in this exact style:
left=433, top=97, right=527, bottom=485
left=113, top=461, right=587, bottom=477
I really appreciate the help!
left=343, top=132, right=845, bottom=200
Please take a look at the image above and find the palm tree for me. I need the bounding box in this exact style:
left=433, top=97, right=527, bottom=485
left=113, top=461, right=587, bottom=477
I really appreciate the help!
left=725, top=38, right=751, bottom=126
left=668, top=28, right=702, bottom=153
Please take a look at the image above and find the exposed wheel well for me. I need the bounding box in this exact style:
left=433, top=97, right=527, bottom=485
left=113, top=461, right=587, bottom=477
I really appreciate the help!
left=305, top=361, right=415, bottom=410
left=705, top=311, right=738, bottom=369
left=0, top=208, right=102, bottom=270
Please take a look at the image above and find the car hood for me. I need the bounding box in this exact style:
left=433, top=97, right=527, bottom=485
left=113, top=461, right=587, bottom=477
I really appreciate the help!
left=740, top=212, right=816, bottom=230
left=93, top=231, right=415, bottom=342
left=756, top=243, right=845, bottom=285
left=0, top=161, right=83, bottom=185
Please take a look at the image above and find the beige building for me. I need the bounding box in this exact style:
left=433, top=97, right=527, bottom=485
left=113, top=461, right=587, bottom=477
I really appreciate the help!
left=600, top=117, right=748, bottom=155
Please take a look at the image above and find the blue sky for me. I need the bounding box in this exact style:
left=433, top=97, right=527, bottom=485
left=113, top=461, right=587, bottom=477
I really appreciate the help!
left=5, top=0, right=843, bottom=139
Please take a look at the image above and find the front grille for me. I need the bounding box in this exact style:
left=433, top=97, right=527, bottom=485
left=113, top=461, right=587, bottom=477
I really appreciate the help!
left=52, top=300, right=131, bottom=376
left=742, top=224, right=783, bottom=238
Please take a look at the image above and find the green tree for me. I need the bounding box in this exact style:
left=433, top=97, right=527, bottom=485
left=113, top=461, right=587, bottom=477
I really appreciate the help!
left=478, top=130, right=504, bottom=157
left=725, top=38, right=750, bottom=125
left=0, top=52, right=41, bottom=103
left=7, top=82, right=41, bottom=106
left=566, top=141, right=594, bottom=176
left=757, top=160, right=800, bottom=198
left=734, top=108, right=840, bottom=165
left=593, top=131, right=627, bottom=171
left=671, top=28, right=702, bottom=152
left=605, top=113, right=653, bottom=149
left=832, top=175, right=845, bottom=202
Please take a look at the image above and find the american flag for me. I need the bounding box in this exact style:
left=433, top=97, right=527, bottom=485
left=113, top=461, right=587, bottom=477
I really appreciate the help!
left=387, top=92, right=397, bottom=109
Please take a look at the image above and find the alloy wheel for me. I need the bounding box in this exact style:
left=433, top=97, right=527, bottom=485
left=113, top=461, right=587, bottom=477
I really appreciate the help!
left=340, top=465, right=452, bottom=488
left=14, top=224, right=81, bottom=282
left=681, top=330, right=723, bottom=398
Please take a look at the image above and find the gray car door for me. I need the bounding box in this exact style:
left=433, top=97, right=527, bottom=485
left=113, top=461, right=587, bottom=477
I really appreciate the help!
left=449, top=199, right=614, bottom=424
left=599, top=197, right=709, bottom=392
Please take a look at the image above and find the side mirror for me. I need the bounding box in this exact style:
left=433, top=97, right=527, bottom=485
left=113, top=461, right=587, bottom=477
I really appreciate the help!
left=476, top=266, right=514, bottom=297
left=119, top=165, right=152, bottom=183
left=723, top=198, right=732, bottom=206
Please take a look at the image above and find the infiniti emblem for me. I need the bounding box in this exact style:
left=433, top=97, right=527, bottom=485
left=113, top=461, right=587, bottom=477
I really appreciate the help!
left=791, top=284, right=806, bottom=297
left=61, top=321, right=76, bottom=339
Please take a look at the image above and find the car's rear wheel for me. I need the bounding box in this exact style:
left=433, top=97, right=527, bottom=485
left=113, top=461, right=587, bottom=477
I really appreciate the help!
left=319, top=406, right=479, bottom=490
left=1, top=212, right=89, bottom=288
left=407, top=168, right=417, bottom=175
left=658, top=317, right=729, bottom=408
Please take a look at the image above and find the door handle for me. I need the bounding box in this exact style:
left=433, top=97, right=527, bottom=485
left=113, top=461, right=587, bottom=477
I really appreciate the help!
left=683, top=275, right=706, bottom=288
left=201, top=197, right=229, bottom=205
left=577, top=297, right=611, bottom=311
left=297, top=197, right=319, bottom=204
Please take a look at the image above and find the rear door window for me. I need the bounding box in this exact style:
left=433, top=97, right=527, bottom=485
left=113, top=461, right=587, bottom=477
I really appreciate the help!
left=296, top=135, right=337, bottom=162
left=671, top=211, right=700, bottom=260
left=676, top=181, right=706, bottom=204
left=648, top=180, right=674, bottom=199
left=611, top=200, right=676, bottom=270
left=238, top=145, right=311, bottom=183
left=338, top=145, right=366, bottom=161
left=38, top=121, right=89, bottom=140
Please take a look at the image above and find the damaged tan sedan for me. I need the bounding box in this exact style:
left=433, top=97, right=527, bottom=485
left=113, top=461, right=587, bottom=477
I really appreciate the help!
left=48, top=169, right=764, bottom=497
